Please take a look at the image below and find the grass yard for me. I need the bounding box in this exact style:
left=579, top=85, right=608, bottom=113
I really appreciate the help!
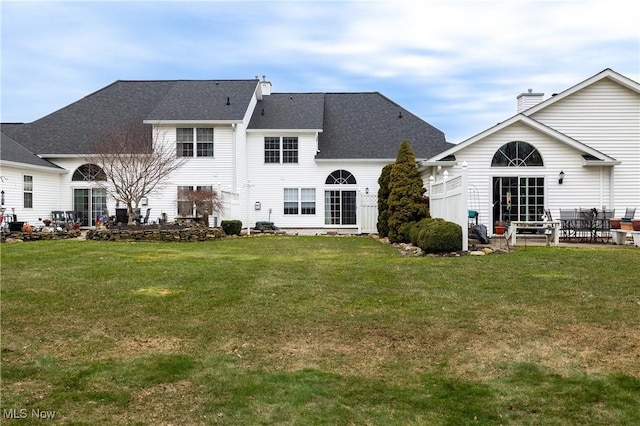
left=1, top=236, right=639, bottom=425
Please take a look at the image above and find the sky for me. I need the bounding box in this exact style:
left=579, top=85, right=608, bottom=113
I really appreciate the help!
left=1, top=0, right=638, bottom=143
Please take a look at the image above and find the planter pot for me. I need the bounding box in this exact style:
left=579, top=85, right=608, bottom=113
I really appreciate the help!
left=632, top=219, right=640, bottom=231
left=610, top=218, right=621, bottom=229
left=495, top=226, right=506, bottom=235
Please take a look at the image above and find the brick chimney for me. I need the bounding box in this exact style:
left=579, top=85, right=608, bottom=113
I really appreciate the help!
left=517, top=89, right=544, bottom=112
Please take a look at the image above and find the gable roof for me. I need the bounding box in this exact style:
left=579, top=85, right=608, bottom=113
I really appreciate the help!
left=427, top=114, right=620, bottom=165
left=0, top=127, right=64, bottom=171
left=426, top=68, right=638, bottom=164
left=522, top=68, right=640, bottom=116
left=317, top=93, right=451, bottom=160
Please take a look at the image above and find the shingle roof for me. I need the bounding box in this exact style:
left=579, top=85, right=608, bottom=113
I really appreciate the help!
left=2, top=79, right=259, bottom=156
left=0, top=127, right=63, bottom=169
left=317, top=93, right=451, bottom=159
left=3, top=80, right=451, bottom=161
left=249, top=92, right=451, bottom=159
left=147, top=80, right=259, bottom=121
left=248, top=93, right=325, bottom=129
left=3, top=81, right=177, bottom=155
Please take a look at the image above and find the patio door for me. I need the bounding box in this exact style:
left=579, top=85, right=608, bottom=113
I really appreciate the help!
left=74, top=188, right=107, bottom=226
left=492, top=177, right=545, bottom=228
left=324, top=190, right=357, bottom=225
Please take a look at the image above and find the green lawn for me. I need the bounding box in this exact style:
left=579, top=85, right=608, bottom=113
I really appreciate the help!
left=1, top=236, right=639, bottom=425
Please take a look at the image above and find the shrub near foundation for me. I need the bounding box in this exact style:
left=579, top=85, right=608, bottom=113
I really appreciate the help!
left=221, top=220, right=243, bottom=236
left=411, top=218, right=462, bottom=253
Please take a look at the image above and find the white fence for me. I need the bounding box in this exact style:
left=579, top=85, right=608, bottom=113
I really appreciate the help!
left=428, top=165, right=469, bottom=251
left=358, top=192, right=378, bottom=234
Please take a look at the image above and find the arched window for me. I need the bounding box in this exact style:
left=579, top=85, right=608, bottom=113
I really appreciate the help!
left=491, top=141, right=543, bottom=167
left=72, top=164, right=107, bottom=181
left=325, top=170, right=357, bottom=185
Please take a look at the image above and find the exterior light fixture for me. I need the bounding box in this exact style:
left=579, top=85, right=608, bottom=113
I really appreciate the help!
left=1, top=190, right=4, bottom=205
left=558, top=170, right=565, bottom=185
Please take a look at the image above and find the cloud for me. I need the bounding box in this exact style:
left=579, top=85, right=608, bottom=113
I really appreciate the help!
left=1, top=0, right=638, bottom=143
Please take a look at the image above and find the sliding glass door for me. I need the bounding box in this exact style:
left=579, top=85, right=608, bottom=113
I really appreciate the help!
left=73, top=188, right=107, bottom=226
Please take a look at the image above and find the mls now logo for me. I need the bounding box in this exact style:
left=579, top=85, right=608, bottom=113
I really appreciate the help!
left=3, top=408, right=57, bottom=419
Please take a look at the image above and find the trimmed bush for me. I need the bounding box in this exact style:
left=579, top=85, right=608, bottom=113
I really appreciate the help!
left=221, top=220, right=243, bottom=236
left=413, top=218, right=462, bottom=253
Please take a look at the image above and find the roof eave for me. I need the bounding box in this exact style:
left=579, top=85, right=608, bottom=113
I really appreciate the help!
left=1, top=160, right=67, bottom=173
left=143, top=120, right=241, bottom=125
left=247, top=128, right=323, bottom=133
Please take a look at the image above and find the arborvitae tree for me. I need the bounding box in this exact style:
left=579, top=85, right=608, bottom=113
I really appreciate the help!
left=376, top=163, right=393, bottom=238
left=387, top=140, right=430, bottom=243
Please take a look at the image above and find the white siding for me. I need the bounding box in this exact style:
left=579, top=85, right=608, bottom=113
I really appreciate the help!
left=246, top=131, right=389, bottom=229
left=0, top=164, right=64, bottom=226
left=429, top=122, right=612, bottom=229
left=531, top=79, right=640, bottom=215
left=145, top=125, right=239, bottom=224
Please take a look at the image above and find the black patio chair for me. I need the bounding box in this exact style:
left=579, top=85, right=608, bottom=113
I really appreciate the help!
left=559, top=208, right=577, bottom=240
left=623, top=207, right=636, bottom=219
left=65, top=211, right=78, bottom=225
left=142, top=208, right=151, bottom=225
left=596, top=208, right=615, bottom=242
left=576, top=208, right=596, bottom=241
left=51, top=211, right=67, bottom=227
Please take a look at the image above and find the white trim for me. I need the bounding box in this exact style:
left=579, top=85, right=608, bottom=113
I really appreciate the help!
left=143, top=120, right=239, bottom=125
left=427, top=115, right=619, bottom=164
left=315, top=158, right=402, bottom=164
left=523, top=69, right=640, bottom=116
left=247, top=128, right=323, bottom=133
left=0, top=160, right=67, bottom=174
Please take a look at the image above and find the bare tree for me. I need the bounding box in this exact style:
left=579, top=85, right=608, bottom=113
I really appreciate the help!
left=90, top=123, right=186, bottom=224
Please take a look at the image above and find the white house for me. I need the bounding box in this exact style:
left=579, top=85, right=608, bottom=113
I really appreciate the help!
left=420, top=68, right=640, bottom=236
left=1, top=77, right=452, bottom=232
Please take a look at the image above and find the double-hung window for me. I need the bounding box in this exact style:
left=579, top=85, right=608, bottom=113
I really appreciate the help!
left=196, top=128, right=214, bottom=157
left=282, top=137, right=298, bottom=163
left=23, top=175, right=33, bottom=208
left=264, top=136, right=298, bottom=164
left=264, top=137, right=281, bottom=163
left=176, top=129, right=194, bottom=157
left=177, top=128, right=214, bottom=157
left=300, top=188, right=316, bottom=214
left=284, top=188, right=315, bottom=215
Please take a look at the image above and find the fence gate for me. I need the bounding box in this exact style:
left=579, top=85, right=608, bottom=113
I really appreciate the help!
left=359, top=192, right=378, bottom=234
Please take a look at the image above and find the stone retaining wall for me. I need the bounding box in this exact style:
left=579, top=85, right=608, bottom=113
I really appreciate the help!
left=85, top=227, right=224, bottom=242
left=1, top=230, right=82, bottom=242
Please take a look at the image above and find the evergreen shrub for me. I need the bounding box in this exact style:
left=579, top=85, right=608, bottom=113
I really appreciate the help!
left=221, top=220, right=243, bottom=236
left=413, top=218, right=462, bottom=253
